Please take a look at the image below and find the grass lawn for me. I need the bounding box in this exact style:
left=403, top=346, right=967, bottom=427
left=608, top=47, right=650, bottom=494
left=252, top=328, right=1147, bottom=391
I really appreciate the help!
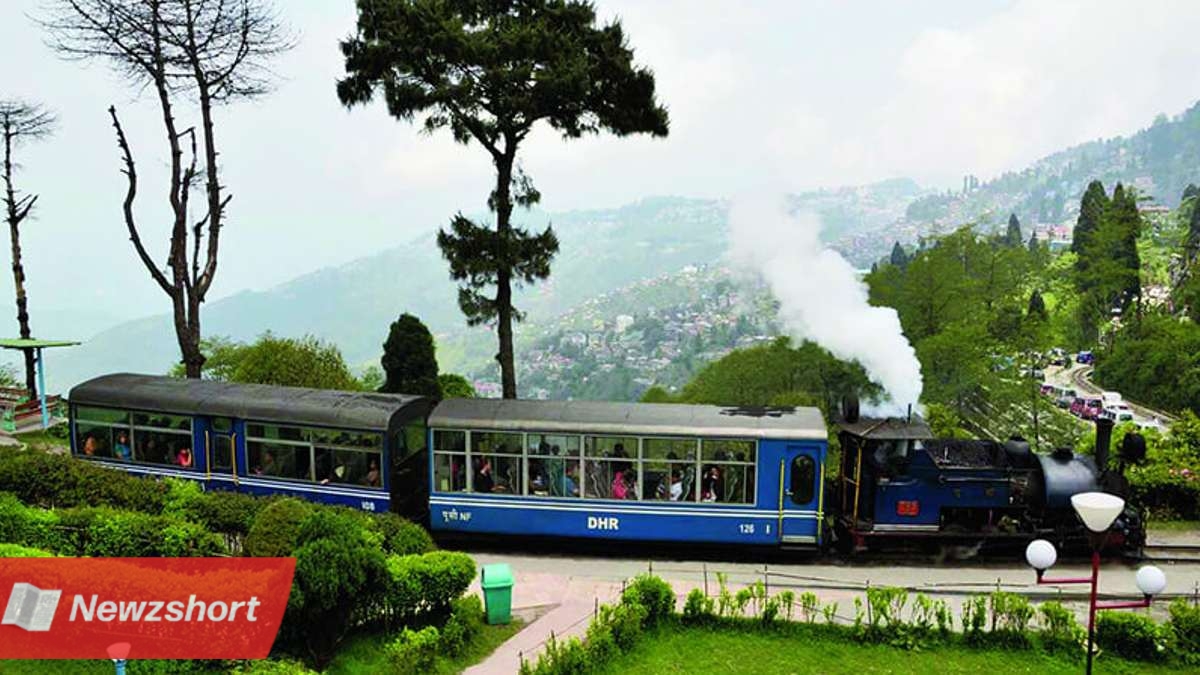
left=12, top=429, right=69, bottom=453
left=0, top=619, right=522, bottom=674
left=326, top=618, right=524, bottom=675
left=592, top=624, right=1189, bottom=675
left=1148, top=519, right=1200, bottom=533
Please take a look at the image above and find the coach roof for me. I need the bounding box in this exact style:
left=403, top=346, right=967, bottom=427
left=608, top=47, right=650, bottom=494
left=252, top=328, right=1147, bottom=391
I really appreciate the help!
left=428, top=398, right=827, bottom=440
left=69, top=373, right=429, bottom=431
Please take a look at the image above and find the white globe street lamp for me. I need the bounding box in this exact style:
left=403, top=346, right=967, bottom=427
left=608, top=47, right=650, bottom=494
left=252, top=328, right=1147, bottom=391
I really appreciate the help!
left=1070, top=491, right=1125, bottom=534
left=1135, top=565, right=1167, bottom=598
left=1026, top=491, right=1165, bottom=675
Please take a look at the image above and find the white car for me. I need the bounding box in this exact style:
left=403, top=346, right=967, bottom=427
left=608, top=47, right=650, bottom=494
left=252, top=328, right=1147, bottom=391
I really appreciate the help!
left=1100, top=405, right=1134, bottom=423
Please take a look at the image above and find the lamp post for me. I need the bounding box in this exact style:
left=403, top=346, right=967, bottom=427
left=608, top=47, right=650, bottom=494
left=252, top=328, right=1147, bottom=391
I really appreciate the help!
left=1025, top=492, right=1166, bottom=675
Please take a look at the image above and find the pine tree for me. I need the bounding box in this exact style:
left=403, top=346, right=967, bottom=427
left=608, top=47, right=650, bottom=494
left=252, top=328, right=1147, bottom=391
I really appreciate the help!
left=1027, top=232, right=1039, bottom=254
left=1183, top=183, right=1200, bottom=203
left=1027, top=289, right=1047, bottom=322
left=1187, top=188, right=1200, bottom=258
left=380, top=313, right=440, bottom=397
left=1108, top=183, right=1143, bottom=312
left=1005, top=213, right=1022, bottom=247
left=338, top=0, right=669, bottom=399
left=1072, top=181, right=1108, bottom=259
left=889, top=241, right=909, bottom=268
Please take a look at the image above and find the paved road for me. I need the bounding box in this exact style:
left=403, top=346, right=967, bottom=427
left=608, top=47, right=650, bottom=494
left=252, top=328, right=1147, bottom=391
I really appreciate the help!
left=1045, top=363, right=1172, bottom=430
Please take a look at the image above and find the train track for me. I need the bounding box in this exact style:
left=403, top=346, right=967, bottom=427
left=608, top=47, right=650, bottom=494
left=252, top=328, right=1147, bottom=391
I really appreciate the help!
left=1137, top=543, right=1200, bottom=564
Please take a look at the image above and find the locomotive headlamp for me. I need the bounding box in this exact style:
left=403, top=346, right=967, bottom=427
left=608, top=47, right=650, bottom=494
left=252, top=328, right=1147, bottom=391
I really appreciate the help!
left=1135, top=565, right=1167, bottom=597
left=1070, top=491, right=1125, bottom=534
left=1025, top=539, right=1057, bottom=572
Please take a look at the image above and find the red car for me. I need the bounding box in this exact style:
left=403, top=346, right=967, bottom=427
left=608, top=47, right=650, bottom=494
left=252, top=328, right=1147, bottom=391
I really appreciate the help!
left=1071, top=397, right=1103, bottom=419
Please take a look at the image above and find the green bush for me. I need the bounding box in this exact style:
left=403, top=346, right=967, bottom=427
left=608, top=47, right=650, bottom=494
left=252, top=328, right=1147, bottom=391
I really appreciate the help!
left=385, top=550, right=476, bottom=617
left=682, top=588, right=714, bottom=623
left=295, top=506, right=381, bottom=549
left=519, top=634, right=588, bottom=675
left=161, top=478, right=205, bottom=519
left=1096, top=611, right=1164, bottom=661
left=0, top=542, right=53, bottom=557
left=988, top=591, right=1034, bottom=647
left=185, top=489, right=272, bottom=539
left=1038, top=601, right=1084, bottom=656
left=372, top=511, right=435, bottom=555
left=0, top=491, right=63, bottom=551
left=1168, top=598, right=1200, bottom=664
left=386, top=625, right=440, bottom=672
left=440, top=595, right=484, bottom=657
left=287, top=529, right=389, bottom=667
left=0, top=448, right=167, bottom=512
left=621, top=574, right=674, bottom=627
left=960, top=595, right=988, bottom=643
left=245, top=498, right=314, bottom=557
left=159, top=520, right=225, bottom=557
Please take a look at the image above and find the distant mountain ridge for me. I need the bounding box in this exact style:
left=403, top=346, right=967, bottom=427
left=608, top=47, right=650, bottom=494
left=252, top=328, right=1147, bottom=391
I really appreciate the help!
left=41, top=100, right=1200, bottom=393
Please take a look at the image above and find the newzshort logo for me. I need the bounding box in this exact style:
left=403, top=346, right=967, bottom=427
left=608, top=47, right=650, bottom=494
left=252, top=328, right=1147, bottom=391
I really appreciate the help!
left=3, top=583, right=62, bottom=632
left=2, top=582, right=265, bottom=632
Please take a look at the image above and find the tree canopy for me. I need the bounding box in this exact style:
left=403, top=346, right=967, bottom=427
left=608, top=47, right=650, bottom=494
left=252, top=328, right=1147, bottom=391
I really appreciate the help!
left=171, top=333, right=361, bottom=391
left=380, top=313, right=440, bottom=397
left=337, top=0, right=668, bottom=398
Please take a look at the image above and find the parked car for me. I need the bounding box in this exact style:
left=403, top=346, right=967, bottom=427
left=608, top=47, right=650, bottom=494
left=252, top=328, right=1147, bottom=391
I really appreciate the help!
left=1076, top=350, right=1095, bottom=365
left=1100, top=406, right=1134, bottom=423
left=1080, top=398, right=1104, bottom=420
left=1040, top=383, right=1057, bottom=396
left=1022, top=367, right=1046, bottom=380
left=1048, top=348, right=1069, bottom=367
left=1056, top=388, right=1078, bottom=409
left=1101, top=391, right=1123, bottom=407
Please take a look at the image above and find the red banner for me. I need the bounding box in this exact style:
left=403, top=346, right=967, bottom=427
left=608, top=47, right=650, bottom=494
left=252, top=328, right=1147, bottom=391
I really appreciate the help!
left=0, top=558, right=295, bottom=660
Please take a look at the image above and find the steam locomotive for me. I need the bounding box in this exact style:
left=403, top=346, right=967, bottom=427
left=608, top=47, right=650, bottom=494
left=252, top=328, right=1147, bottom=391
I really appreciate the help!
left=832, top=397, right=1146, bottom=554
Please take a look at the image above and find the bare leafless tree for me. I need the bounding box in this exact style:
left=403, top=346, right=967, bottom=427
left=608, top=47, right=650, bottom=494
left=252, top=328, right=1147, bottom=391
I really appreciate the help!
left=1, top=100, right=57, bottom=397
left=40, top=0, right=292, bottom=377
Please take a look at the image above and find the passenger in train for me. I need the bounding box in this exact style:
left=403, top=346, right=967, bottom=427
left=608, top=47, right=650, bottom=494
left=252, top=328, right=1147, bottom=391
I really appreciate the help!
left=176, top=447, right=193, bottom=467
left=82, top=434, right=98, bottom=456
left=561, top=463, right=579, bottom=496
left=612, top=469, right=629, bottom=499
left=255, top=450, right=277, bottom=476
left=701, top=465, right=723, bottom=502
left=115, top=432, right=132, bottom=461
left=669, top=470, right=683, bottom=501
left=474, top=457, right=495, bottom=492
left=365, top=459, right=380, bottom=487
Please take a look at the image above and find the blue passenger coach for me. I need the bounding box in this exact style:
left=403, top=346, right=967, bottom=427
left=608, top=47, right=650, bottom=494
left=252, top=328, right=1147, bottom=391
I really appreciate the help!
left=68, top=374, right=432, bottom=512
left=427, top=399, right=829, bottom=546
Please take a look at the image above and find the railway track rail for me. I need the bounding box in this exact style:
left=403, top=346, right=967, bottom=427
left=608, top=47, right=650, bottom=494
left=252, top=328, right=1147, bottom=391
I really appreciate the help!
left=1137, top=543, right=1200, bottom=564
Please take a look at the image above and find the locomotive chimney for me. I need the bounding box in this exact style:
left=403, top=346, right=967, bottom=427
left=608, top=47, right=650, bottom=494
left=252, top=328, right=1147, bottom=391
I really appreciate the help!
left=1094, top=417, right=1114, bottom=471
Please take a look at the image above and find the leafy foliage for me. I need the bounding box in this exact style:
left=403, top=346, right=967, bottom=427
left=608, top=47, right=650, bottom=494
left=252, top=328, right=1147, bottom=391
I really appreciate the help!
left=171, top=333, right=361, bottom=390
left=1096, top=611, right=1165, bottom=661
left=380, top=313, right=440, bottom=396
left=438, top=373, right=477, bottom=399
left=244, top=498, right=314, bottom=557
left=621, top=574, right=675, bottom=627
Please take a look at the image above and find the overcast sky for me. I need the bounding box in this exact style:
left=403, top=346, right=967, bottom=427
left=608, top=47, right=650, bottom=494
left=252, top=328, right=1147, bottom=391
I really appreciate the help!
left=3, top=0, right=1200, bottom=327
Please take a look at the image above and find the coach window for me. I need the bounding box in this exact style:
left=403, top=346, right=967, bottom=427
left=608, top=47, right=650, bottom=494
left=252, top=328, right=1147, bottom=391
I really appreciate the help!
left=312, top=430, right=383, bottom=487
left=469, top=432, right=522, bottom=494
left=433, top=430, right=467, bottom=492
left=247, top=423, right=310, bottom=481
left=790, top=455, right=815, bottom=506
left=643, top=438, right=698, bottom=501
left=583, top=435, right=637, bottom=499
left=74, top=406, right=127, bottom=459
left=131, top=412, right=194, bottom=467
left=701, top=439, right=757, bottom=504
left=527, top=434, right=581, bottom=498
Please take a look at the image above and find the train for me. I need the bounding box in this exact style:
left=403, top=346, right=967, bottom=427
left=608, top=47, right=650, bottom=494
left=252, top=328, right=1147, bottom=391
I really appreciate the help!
left=65, top=373, right=1147, bottom=553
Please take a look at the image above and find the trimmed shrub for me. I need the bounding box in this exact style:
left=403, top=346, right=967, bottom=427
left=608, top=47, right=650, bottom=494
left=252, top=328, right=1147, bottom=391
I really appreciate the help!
left=161, top=478, right=205, bottom=519
left=0, top=448, right=167, bottom=512
left=682, top=588, right=714, bottom=623
left=1096, top=611, right=1164, bottom=661
left=1039, top=601, right=1084, bottom=656
left=0, top=491, right=63, bottom=552
left=245, top=498, right=314, bottom=557
left=621, top=574, right=674, bottom=627
left=185, top=489, right=272, bottom=539
left=386, top=625, right=440, bottom=673
left=1167, top=598, right=1200, bottom=665
left=988, top=591, right=1034, bottom=647
left=441, top=596, right=484, bottom=657
left=295, top=506, right=381, bottom=549
left=287, top=530, right=389, bottom=667
left=373, top=511, right=435, bottom=555
left=159, top=520, right=225, bottom=557
left=0, top=543, right=54, bottom=557
left=385, top=550, right=476, bottom=617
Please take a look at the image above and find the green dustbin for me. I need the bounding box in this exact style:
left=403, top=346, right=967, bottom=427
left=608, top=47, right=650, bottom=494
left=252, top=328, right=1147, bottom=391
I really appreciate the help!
left=480, top=563, right=514, bottom=625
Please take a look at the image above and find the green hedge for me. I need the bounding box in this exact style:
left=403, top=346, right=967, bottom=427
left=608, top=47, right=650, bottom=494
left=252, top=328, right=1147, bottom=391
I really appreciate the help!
left=0, top=542, right=54, bottom=557
left=0, top=448, right=167, bottom=512
left=245, top=498, right=314, bottom=557
left=1096, top=611, right=1164, bottom=661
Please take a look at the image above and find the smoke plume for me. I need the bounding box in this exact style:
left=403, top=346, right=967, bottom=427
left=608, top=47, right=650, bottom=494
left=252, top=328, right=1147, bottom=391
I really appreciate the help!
left=727, top=195, right=922, bottom=415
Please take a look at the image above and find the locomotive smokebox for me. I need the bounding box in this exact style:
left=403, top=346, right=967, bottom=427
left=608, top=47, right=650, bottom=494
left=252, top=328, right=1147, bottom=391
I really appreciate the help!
left=1095, top=417, right=1114, bottom=471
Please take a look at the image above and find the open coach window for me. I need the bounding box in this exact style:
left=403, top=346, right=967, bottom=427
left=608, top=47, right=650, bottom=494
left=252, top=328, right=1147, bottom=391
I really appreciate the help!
left=701, top=439, right=756, bottom=504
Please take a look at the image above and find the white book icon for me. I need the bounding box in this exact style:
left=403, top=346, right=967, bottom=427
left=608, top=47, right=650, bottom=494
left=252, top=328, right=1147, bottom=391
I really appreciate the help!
left=2, top=582, right=61, bottom=632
